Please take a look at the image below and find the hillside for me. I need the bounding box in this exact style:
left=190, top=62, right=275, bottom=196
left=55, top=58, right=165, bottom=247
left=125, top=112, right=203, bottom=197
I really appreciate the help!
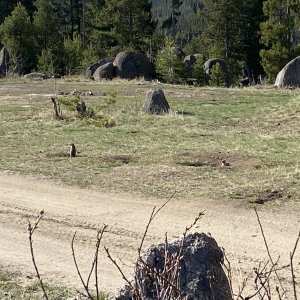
left=151, top=0, right=204, bottom=36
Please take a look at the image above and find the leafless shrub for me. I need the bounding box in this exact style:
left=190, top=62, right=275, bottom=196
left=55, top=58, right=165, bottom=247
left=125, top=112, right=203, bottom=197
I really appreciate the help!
left=71, top=225, right=108, bottom=300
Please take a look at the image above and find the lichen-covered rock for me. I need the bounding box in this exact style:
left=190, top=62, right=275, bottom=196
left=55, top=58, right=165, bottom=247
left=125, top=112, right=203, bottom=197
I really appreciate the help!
left=112, top=233, right=232, bottom=300
left=142, top=89, right=170, bottom=115
left=275, top=56, right=300, bottom=87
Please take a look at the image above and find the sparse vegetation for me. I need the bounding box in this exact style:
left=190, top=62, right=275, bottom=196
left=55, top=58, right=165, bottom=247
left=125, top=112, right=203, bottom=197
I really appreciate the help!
left=0, top=77, right=300, bottom=204
left=0, top=266, right=71, bottom=300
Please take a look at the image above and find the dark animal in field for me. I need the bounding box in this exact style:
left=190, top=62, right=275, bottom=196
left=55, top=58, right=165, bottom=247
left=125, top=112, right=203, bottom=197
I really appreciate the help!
left=69, top=143, right=77, bottom=157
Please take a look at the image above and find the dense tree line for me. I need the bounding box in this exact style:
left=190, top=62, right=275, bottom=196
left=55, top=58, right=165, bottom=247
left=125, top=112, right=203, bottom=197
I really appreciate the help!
left=1, top=0, right=300, bottom=83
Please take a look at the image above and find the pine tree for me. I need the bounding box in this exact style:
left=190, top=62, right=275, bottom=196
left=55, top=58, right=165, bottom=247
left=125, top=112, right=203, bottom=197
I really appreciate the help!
left=33, top=0, right=65, bottom=74
left=209, top=63, right=226, bottom=87
left=155, top=37, right=187, bottom=83
left=243, top=0, right=265, bottom=82
left=0, top=3, right=36, bottom=73
left=0, top=0, right=17, bottom=24
left=99, top=0, right=156, bottom=53
left=33, top=0, right=61, bottom=50
left=63, top=34, right=83, bottom=75
left=260, top=0, right=300, bottom=80
left=201, top=0, right=252, bottom=78
left=192, top=57, right=207, bottom=86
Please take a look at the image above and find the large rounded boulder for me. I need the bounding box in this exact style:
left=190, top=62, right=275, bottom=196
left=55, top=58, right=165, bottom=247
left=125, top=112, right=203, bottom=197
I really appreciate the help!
left=204, top=58, right=232, bottom=87
left=113, top=51, right=154, bottom=80
left=93, top=62, right=114, bottom=80
left=275, top=56, right=300, bottom=88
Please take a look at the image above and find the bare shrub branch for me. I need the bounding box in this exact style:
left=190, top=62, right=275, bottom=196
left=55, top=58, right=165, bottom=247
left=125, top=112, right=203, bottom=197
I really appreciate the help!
left=138, top=191, right=177, bottom=255
left=104, top=247, right=134, bottom=291
left=28, top=210, right=49, bottom=300
left=71, top=224, right=107, bottom=300
left=254, top=207, right=287, bottom=299
left=290, top=229, right=300, bottom=300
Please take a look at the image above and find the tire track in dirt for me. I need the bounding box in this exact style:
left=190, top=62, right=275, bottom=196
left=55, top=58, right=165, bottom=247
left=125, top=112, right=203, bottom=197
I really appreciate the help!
left=0, top=172, right=299, bottom=295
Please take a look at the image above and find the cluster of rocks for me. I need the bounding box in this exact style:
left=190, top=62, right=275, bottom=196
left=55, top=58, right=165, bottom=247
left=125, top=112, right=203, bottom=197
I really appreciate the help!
left=88, top=50, right=234, bottom=88
left=88, top=51, right=155, bottom=81
left=4, top=42, right=300, bottom=88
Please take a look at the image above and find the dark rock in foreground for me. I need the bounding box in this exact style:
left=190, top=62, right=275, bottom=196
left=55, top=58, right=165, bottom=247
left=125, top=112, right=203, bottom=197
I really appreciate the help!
left=112, top=232, right=232, bottom=300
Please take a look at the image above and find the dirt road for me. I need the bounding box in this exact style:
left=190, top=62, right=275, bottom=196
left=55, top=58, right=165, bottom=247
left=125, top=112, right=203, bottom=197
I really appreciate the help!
left=0, top=172, right=299, bottom=295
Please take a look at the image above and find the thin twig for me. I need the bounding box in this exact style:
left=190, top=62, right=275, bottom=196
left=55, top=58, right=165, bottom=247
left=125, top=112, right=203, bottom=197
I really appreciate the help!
left=222, top=247, right=233, bottom=297
left=290, top=229, right=300, bottom=300
left=28, top=211, right=49, bottom=300
left=95, top=225, right=107, bottom=300
left=71, top=231, right=94, bottom=300
left=104, top=247, right=134, bottom=290
left=138, top=191, right=177, bottom=255
left=254, top=207, right=287, bottom=298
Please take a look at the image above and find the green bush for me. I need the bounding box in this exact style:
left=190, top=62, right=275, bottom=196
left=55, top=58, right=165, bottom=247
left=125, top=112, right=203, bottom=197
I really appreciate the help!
left=209, top=63, right=226, bottom=87
left=155, top=37, right=187, bottom=83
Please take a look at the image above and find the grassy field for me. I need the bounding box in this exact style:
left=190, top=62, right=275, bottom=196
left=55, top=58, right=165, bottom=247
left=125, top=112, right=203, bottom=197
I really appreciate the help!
left=0, top=76, right=300, bottom=205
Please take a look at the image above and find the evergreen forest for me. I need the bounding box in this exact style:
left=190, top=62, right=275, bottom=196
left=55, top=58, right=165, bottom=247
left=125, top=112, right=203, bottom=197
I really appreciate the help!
left=1, top=0, right=300, bottom=83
